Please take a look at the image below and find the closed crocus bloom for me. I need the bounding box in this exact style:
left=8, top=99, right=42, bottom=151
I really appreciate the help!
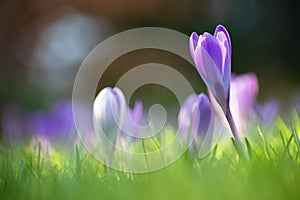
left=93, top=87, right=126, bottom=142
left=178, top=94, right=212, bottom=151
left=190, top=25, right=231, bottom=112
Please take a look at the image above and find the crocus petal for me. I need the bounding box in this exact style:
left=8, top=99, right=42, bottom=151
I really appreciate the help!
left=214, top=25, right=231, bottom=93
left=214, top=29, right=231, bottom=92
left=189, top=32, right=199, bottom=60
left=194, top=45, right=227, bottom=111
left=214, top=25, right=231, bottom=54
left=199, top=33, right=223, bottom=74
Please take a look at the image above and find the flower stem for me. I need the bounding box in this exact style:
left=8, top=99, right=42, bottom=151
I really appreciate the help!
left=225, top=107, right=242, bottom=144
left=225, top=107, right=249, bottom=160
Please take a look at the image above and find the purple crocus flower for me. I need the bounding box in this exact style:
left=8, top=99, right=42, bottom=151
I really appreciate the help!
left=178, top=94, right=212, bottom=154
left=190, top=25, right=245, bottom=145
left=190, top=25, right=231, bottom=112
left=93, top=87, right=126, bottom=143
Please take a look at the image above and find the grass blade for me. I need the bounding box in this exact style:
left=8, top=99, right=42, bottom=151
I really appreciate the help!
left=291, top=126, right=300, bottom=154
left=245, top=137, right=253, bottom=160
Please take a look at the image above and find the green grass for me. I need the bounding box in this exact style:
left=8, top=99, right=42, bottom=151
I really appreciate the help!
left=1, top=113, right=300, bottom=200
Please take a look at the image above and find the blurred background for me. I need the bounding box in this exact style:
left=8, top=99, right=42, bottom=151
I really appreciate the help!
left=0, top=0, right=299, bottom=141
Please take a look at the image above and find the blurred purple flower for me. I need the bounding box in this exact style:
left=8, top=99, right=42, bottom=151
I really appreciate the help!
left=130, top=101, right=143, bottom=125
left=254, top=99, right=279, bottom=127
left=93, top=87, right=126, bottom=143
left=230, top=73, right=259, bottom=132
left=178, top=94, right=212, bottom=151
left=27, top=101, right=78, bottom=150
left=122, top=100, right=145, bottom=139
left=190, top=25, right=231, bottom=112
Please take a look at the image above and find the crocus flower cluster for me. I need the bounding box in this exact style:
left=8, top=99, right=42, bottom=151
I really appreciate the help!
left=1, top=24, right=290, bottom=162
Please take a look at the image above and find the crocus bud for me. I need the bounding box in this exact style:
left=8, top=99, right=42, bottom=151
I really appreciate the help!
left=190, top=25, right=231, bottom=112
left=178, top=94, right=212, bottom=152
left=93, top=87, right=126, bottom=142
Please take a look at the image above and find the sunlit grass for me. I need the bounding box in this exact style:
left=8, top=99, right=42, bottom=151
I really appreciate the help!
left=1, top=113, right=300, bottom=200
